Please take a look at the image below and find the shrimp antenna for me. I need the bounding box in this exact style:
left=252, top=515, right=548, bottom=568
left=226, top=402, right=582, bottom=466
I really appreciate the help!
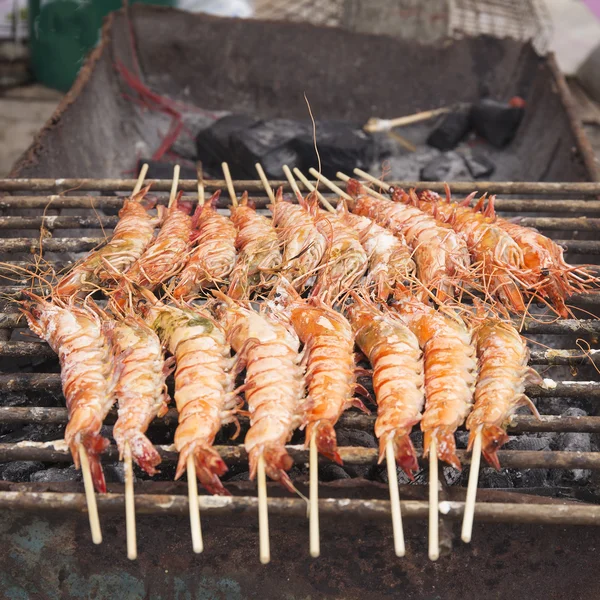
left=461, top=428, right=482, bottom=543
left=429, top=437, right=439, bottom=561
left=221, top=162, right=238, bottom=208
left=132, top=163, right=149, bottom=196
left=257, top=453, right=270, bottom=563
left=197, top=161, right=205, bottom=207
left=79, top=443, right=102, bottom=544
left=256, top=163, right=275, bottom=204
left=124, top=442, right=137, bottom=559
left=292, top=168, right=336, bottom=214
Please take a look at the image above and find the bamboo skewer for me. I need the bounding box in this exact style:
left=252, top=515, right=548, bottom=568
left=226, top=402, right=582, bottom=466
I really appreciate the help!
left=169, top=165, right=181, bottom=209
left=221, top=162, right=238, bottom=208
left=187, top=455, right=204, bottom=553
left=281, top=165, right=303, bottom=201
left=124, top=442, right=137, bottom=560
left=309, top=430, right=320, bottom=558
left=132, top=163, right=149, bottom=196
left=292, top=168, right=336, bottom=213
left=197, top=162, right=205, bottom=206
left=256, top=163, right=275, bottom=203
left=429, top=438, right=439, bottom=561
left=78, top=443, right=102, bottom=544
left=461, top=430, right=483, bottom=543
left=336, top=171, right=388, bottom=201
left=385, top=439, right=406, bottom=557
left=363, top=107, right=450, bottom=133
left=257, top=454, right=270, bottom=564
left=353, top=168, right=392, bottom=193
left=307, top=168, right=353, bottom=202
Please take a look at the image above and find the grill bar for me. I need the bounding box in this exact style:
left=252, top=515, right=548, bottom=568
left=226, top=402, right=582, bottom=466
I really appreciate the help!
left=1, top=441, right=599, bottom=470
left=0, top=406, right=598, bottom=433
left=0, top=491, right=597, bottom=525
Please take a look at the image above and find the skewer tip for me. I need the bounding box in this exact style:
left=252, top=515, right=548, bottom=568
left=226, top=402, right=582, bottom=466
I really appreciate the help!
left=385, top=438, right=406, bottom=558
left=187, top=455, right=204, bottom=554
left=124, top=442, right=137, bottom=560
left=428, top=437, right=439, bottom=562
left=309, top=430, right=320, bottom=558
left=78, top=443, right=102, bottom=545
left=461, top=429, right=483, bottom=544
left=257, top=453, right=271, bottom=564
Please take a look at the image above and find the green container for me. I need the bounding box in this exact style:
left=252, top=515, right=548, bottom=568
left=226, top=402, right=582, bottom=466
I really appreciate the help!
left=29, top=0, right=175, bottom=92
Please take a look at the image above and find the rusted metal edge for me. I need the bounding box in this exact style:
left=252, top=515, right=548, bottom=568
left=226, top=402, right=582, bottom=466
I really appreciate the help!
left=0, top=492, right=598, bottom=525
left=1, top=441, right=599, bottom=470
left=2, top=179, right=600, bottom=195
left=1, top=406, right=599, bottom=434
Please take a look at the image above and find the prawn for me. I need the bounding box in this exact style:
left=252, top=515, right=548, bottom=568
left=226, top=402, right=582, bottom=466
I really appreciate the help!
left=20, top=292, right=115, bottom=492
left=142, top=295, right=238, bottom=495
left=216, top=291, right=305, bottom=490
left=346, top=294, right=425, bottom=478
left=228, top=192, right=282, bottom=300
left=56, top=186, right=163, bottom=299
left=171, top=190, right=237, bottom=300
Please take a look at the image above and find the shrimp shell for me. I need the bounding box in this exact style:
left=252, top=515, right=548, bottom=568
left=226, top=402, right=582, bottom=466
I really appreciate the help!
left=217, top=294, right=305, bottom=490
left=466, top=318, right=542, bottom=468
left=228, top=192, right=282, bottom=300
left=56, top=186, right=162, bottom=299
left=397, top=298, right=477, bottom=469
left=20, top=293, right=115, bottom=492
left=290, top=296, right=357, bottom=464
left=146, top=300, right=237, bottom=495
left=172, top=191, right=237, bottom=299
left=347, top=298, right=424, bottom=478
left=108, top=317, right=170, bottom=475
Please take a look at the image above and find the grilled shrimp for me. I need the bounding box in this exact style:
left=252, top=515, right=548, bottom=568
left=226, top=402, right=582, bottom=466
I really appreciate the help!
left=143, top=297, right=237, bottom=495
left=228, top=192, right=282, bottom=299
left=285, top=291, right=358, bottom=464
left=466, top=317, right=542, bottom=468
left=108, top=317, right=171, bottom=475
left=345, top=179, right=469, bottom=301
left=56, top=186, right=163, bottom=299
left=171, top=190, right=237, bottom=300
left=411, top=188, right=526, bottom=312
left=396, top=296, right=477, bottom=469
left=20, top=292, right=115, bottom=492
left=271, top=188, right=327, bottom=290
left=216, top=292, right=305, bottom=490
left=337, top=201, right=416, bottom=300
left=312, top=206, right=369, bottom=301
left=110, top=193, right=194, bottom=310
left=347, top=295, right=424, bottom=477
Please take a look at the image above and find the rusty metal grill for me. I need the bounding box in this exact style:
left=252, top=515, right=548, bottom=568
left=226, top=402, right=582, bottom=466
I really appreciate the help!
left=1, top=177, right=600, bottom=533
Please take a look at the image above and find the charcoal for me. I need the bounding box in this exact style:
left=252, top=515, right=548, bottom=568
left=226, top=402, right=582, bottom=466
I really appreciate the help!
left=260, top=146, right=302, bottom=179
left=336, top=428, right=377, bottom=449
left=195, top=114, right=262, bottom=176
left=476, top=467, right=514, bottom=489
left=293, top=121, right=375, bottom=179
left=551, top=408, right=591, bottom=485
left=442, top=465, right=462, bottom=486
left=504, top=433, right=552, bottom=452
left=471, top=99, right=524, bottom=148
left=420, top=151, right=472, bottom=182
left=226, top=471, right=250, bottom=482
left=510, top=468, right=550, bottom=488
left=462, top=151, right=495, bottom=178
left=171, top=111, right=227, bottom=160
left=30, top=466, right=81, bottom=483
left=0, top=461, right=45, bottom=482
left=426, top=105, right=471, bottom=151
left=103, top=462, right=128, bottom=484
left=136, top=159, right=197, bottom=181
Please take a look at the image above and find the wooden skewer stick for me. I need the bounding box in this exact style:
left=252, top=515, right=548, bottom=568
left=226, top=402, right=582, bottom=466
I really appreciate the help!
left=336, top=171, right=388, bottom=201
left=363, top=107, right=450, bottom=133
left=309, top=430, right=320, bottom=558
left=307, top=168, right=353, bottom=202
left=187, top=455, right=204, bottom=553
left=221, top=162, right=238, bottom=208
left=281, top=165, right=304, bottom=201
left=429, top=437, right=440, bottom=561
left=132, top=163, right=149, bottom=196
left=292, top=168, right=335, bottom=213
left=168, top=165, right=181, bottom=209
left=256, top=163, right=275, bottom=203
left=124, top=442, right=137, bottom=560
left=78, top=443, right=102, bottom=544
left=257, top=453, right=270, bottom=564
left=461, top=429, right=482, bottom=543
left=352, top=168, right=392, bottom=192
left=385, top=438, right=406, bottom=557
left=197, top=161, right=205, bottom=206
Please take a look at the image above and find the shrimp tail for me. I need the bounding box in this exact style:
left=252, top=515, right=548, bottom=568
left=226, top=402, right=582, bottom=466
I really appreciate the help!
left=126, top=432, right=162, bottom=476
left=306, top=420, right=342, bottom=465
left=495, top=275, right=526, bottom=313
left=175, top=443, right=230, bottom=496
left=469, top=425, right=509, bottom=470
left=379, top=431, right=419, bottom=479
left=249, top=445, right=294, bottom=491
left=424, top=428, right=461, bottom=471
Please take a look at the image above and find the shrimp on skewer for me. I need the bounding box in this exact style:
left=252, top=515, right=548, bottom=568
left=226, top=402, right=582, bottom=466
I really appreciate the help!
left=108, top=317, right=171, bottom=475
left=56, top=186, right=163, bottom=299
left=346, top=295, right=425, bottom=477
left=20, top=292, right=115, bottom=492
left=228, top=192, right=282, bottom=300
left=171, top=190, right=238, bottom=300
left=141, top=296, right=237, bottom=495
left=216, top=292, right=306, bottom=490
left=395, top=295, right=477, bottom=469
left=345, top=178, right=469, bottom=301
left=271, top=187, right=327, bottom=291
left=466, top=316, right=542, bottom=468
left=337, top=201, right=416, bottom=300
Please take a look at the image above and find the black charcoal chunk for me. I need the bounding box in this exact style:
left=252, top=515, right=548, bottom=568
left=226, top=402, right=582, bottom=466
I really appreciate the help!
left=471, top=99, right=524, bottom=148
left=103, top=462, right=128, bottom=484
left=420, top=151, right=471, bottom=182
left=0, top=461, right=45, bottom=482
left=462, top=151, right=495, bottom=178
left=171, top=111, right=225, bottom=160
left=477, top=467, right=514, bottom=489
left=136, top=160, right=197, bottom=181
left=30, top=466, right=81, bottom=483
left=426, top=105, right=471, bottom=151
left=336, top=428, right=377, bottom=449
